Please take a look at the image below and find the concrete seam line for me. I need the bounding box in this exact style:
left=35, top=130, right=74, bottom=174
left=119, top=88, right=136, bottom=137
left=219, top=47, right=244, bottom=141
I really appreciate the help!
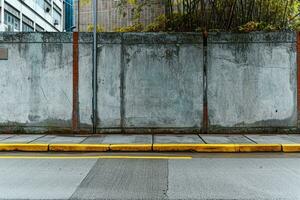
left=0, top=144, right=48, bottom=152
left=282, top=144, right=300, bottom=152
left=49, top=144, right=110, bottom=152
left=109, top=144, right=152, bottom=152
left=238, top=144, right=282, bottom=152
left=151, top=134, right=154, bottom=151
left=151, top=142, right=154, bottom=151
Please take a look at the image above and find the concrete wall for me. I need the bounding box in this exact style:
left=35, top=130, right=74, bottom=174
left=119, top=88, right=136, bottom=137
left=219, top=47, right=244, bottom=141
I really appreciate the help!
left=78, top=33, right=203, bottom=132
left=78, top=33, right=122, bottom=129
left=123, top=34, right=203, bottom=129
left=0, top=33, right=73, bottom=131
left=207, top=32, right=297, bottom=132
left=0, top=32, right=297, bottom=134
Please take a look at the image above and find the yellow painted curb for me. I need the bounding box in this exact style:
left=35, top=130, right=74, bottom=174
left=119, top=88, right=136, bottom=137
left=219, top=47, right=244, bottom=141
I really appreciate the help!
left=195, top=144, right=238, bottom=152
left=0, top=143, right=294, bottom=153
left=238, top=144, right=282, bottom=152
left=49, top=144, right=110, bottom=152
left=153, top=144, right=200, bottom=152
left=0, top=144, right=48, bottom=152
left=109, top=144, right=152, bottom=152
left=282, top=144, right=300, bottom=152
left=153, top=144, right=238, bottom=152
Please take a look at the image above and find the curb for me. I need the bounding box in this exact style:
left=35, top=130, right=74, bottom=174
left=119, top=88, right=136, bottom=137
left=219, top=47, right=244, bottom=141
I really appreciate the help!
left=0, top=144, right=48, bottom=152
left=153, top=144, right=238, bottom=152
left=0, top=143, right=298, bottom=152
left=49, top=144, right=110, bottom=152
left=238, top=144, right=282, bottom=152
left=110, top=144, right=152, bottom=152
left=282, top=144, right=300, bottom=152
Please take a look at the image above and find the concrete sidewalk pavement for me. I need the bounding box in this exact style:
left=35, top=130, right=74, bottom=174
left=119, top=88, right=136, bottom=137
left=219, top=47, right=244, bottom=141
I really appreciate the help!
left=0, top=134, right=300, bottom=152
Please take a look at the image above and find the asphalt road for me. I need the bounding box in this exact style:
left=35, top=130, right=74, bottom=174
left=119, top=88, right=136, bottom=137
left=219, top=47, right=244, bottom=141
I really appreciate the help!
left=0, top=153, right=300, bottom=200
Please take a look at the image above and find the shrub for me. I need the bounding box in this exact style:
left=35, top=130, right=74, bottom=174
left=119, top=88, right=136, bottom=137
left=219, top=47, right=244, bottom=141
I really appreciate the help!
left=114, top=23, right=144, bottom=32
left=144, top=15, right=168, bottom=32
left=87, top=24, right=105, bottom=32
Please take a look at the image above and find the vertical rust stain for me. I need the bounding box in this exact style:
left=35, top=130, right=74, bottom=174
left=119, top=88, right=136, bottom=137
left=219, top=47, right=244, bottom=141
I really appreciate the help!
left=72, top=32, right=79, bottom=132
left=297, top=32, right=300, bottom=128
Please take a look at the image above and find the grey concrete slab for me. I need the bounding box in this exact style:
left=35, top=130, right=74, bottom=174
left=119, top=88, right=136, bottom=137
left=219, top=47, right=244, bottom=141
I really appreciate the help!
left=245, top=134, right=297, bottom=144
left=0, top=40, right=73, bottom=128
left=28, top=135, right=57, bottom=143
left=200, top=134, right=254, bottom=144
left=0, top=159, right=97, bottom=200
left=70, top=159, right=168, bottom=200
left=0, top=134, right=45, bottom=143
left=286, top=134, right=300, bottom=143
left=30, top=135, right=87, bottom=144
left=0, top=134, right=15, bottom=141
left=101, top=134, right=152, bottom=144
left=154, top=134, right=204, bottom=144
left=168, top=158, right=300, bottom=200
left=124, top=44, right=203, bottom=128
left=207, top=33, right=297, bottom=128
left=81, top=136, right=105, bottom=144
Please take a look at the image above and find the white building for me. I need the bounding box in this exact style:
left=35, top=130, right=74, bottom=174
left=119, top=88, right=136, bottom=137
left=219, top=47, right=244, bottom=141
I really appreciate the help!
left=0, top=0, right=64, bottom=32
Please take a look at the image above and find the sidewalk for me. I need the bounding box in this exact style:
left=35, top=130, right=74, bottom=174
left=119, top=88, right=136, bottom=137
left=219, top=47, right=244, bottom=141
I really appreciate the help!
left=0, top=134, right=300, bottom=152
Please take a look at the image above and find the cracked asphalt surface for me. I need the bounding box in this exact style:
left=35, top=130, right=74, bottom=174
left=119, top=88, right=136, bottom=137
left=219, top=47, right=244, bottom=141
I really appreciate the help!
left=0, top=152, right=300, bottom=200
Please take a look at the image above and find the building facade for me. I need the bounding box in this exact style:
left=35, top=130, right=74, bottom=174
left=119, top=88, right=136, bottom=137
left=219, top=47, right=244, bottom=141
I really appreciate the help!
left=74, top=0, right=165, bottom=32
left=0, top=0, right=64, bottom=32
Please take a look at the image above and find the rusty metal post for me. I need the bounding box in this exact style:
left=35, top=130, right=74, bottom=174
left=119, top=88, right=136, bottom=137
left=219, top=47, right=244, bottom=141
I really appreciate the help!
left=202, top=31, right=208, bottom=133
left=72, top=32, right=79, bottom=132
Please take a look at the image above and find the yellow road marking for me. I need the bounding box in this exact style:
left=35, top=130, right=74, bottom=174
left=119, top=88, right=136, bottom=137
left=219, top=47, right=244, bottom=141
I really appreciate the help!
left=0, top=155, right=192, bottom=160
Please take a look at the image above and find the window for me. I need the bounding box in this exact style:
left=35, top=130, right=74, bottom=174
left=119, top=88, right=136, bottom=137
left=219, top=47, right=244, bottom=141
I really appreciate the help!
left=35, top=24, right=44, bottom=32
left=4, top=11, right=20, bottom=31
left=22, top=15, right=34, bottom=32
left=4, top=3, right=20, bottom=18
left=37, top=0, right=51, bottom=13
left=53, top=2, right=62, bottom=12
left=53, top=9, right=61, bottom=25
left=22, top=23, right=34, bottom=32
left=45, top=0, right=51, bottom=13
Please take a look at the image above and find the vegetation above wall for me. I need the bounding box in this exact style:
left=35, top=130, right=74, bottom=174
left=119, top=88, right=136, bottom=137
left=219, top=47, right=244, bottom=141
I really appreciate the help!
left=82, top=0, right=300, bottom=32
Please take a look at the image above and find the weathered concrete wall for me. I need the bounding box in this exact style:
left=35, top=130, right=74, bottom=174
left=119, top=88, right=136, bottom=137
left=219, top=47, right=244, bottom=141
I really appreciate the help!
left=207, top=32, right=297, bottom=130
left=123, top=33, right=203, bottom=129
left=78, top=33, right=122, bottom=129
left=0, top=33, right=73, bottom=131
left=0, top=32, right=297, bottom=133
left=78, top=33, right=203, bottom=131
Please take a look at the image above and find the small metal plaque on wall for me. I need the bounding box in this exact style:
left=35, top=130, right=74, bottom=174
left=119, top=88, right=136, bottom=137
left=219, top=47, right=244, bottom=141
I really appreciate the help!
left=0, top=48, right=8, bottom=60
